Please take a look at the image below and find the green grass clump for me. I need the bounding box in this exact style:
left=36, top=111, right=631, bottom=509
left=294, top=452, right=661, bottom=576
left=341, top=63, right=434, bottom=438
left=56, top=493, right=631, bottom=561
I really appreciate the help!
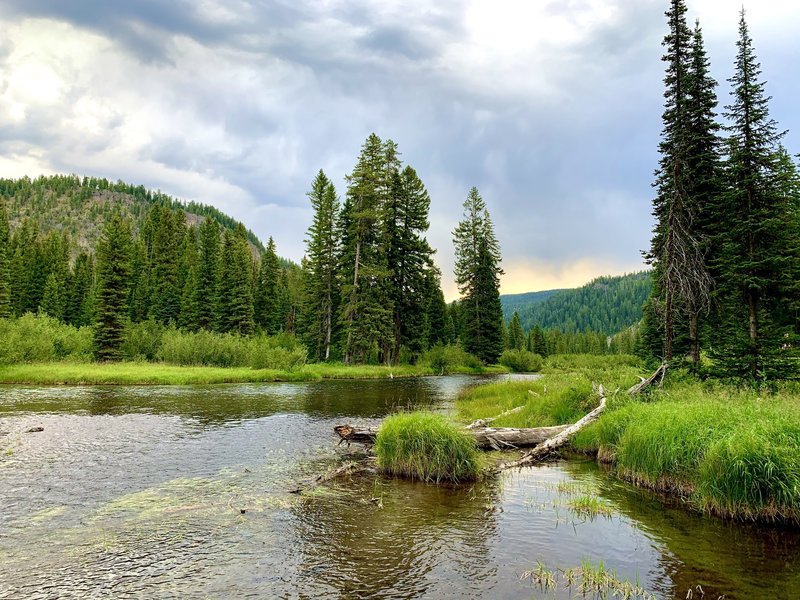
left=375, top=412, right=482, bottom=483
left=498, top=349, right=543, bottom=372
left=573, top=379, right=800, bottom=522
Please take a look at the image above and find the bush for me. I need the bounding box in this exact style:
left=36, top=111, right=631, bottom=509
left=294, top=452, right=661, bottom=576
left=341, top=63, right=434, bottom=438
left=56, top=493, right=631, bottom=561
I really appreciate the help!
left=375, top=412, right=482, bottom=483
left=419, top=344, right=481, bottom=374
left=499, top=349, right=543, bottom=372
left=0, top=313, right=93, bottom=363
left=122, top=319, right=165, bottom=361
left=156, top=329, right=307, bottom=370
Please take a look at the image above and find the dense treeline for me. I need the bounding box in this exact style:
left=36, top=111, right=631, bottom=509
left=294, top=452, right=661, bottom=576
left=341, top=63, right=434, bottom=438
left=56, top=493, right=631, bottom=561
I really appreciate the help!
left=501, top=272, right=652, bottom=335
left=643, top=3, right=800, bottom=381
left=0, top=174, right=265, bottom=254
left=0, top=134, right=506, bottom=366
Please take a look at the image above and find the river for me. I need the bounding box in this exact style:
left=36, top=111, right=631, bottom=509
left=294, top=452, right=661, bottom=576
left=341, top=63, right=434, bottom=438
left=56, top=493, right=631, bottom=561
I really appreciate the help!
left=1, top=376, right=798, bottom=599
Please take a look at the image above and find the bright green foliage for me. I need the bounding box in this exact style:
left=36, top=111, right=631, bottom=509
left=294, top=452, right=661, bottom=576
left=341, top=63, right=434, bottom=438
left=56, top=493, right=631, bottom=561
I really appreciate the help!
left=507, top=311, right=525, bottom=350
left=453, top=188, right=504, bottom=364
left=338, top=134, right=395, bottom=364
left=300, top=170, right=340, bottom=361
left=386, top=166, right=436, bottom=362
left=375, top=412, right=482, bottom=483
left=197, top=218, right=221, bottom=331
left=215, top=225, right=254, bottom=335
left=498, top=349, right=542, bottom=373
left=94, top=216, right=133, bottom=361
left=0, top=199, right=10, bottom=318
left=574, top=380, right=800, bottom=523
left=255, top=237, right=282, bottom=334
left=709, top=11, right=800, bottom=380
left=0, top=313, right=93, bottom=363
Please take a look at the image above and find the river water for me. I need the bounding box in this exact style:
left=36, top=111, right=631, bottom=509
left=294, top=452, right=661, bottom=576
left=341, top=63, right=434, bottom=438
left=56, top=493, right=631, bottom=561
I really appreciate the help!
left=1, top=376, right=798, bottom=599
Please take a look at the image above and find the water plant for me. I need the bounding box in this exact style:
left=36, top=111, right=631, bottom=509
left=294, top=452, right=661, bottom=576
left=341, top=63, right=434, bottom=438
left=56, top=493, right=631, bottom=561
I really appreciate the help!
left=375, top=412, right=482, bottom=483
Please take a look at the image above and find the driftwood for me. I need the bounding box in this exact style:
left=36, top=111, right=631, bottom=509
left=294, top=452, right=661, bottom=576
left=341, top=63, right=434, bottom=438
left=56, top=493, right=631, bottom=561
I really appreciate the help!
left=627, top=363, right=667, bottom=395
left=335, top=423, right=569, bottom=450
left=289, top=457, right=377, bottom=494
left=499, top=385, right=608, bottom=470
left=466, top=405, right=525, bottom=429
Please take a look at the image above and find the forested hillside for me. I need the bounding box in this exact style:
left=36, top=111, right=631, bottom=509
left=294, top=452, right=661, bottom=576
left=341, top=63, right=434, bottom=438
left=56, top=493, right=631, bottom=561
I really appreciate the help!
left=0, top=175, right=266, bottom=256
left=501, top=272, right=652, bottom=335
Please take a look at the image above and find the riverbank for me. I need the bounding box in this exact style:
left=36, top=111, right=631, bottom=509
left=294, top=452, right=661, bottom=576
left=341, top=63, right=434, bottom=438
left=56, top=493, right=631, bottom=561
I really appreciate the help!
left=0, top=361, right=509, bottom=386
left=455, top=355, right=800, bottom=525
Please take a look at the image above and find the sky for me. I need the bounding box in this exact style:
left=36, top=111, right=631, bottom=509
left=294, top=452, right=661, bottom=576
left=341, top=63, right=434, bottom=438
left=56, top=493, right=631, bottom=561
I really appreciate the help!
left=0, top=1, right=798, bottom=300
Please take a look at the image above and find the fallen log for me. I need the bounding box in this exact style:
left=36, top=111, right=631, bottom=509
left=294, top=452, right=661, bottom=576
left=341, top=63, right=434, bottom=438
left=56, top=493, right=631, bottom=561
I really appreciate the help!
left=466, top=405, right=525, bottom=429
left=627, top=363, right=667, bottom=395
left=289, top=457, right=377, bottom=494
left=334, top=422, right=569, bottom=450
left=499, top=385, right=607, bottom=470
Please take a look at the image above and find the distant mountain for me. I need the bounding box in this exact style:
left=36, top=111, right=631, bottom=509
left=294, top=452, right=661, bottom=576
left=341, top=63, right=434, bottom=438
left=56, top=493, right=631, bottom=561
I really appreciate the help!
left=0, top=174, right=270, bottom=257
left=501, top=271, right=652, bottom=335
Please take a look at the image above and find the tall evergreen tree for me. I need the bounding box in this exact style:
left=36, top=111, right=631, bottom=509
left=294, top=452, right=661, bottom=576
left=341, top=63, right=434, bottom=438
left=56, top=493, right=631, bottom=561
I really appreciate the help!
left=644, top=0, right=711, bottom=364
left=197, top=218, right=221, bottom=330
left=94, top=216, right=132, bottom=361
left=710, top=10, right=800, bottom=380
left=452, top=188, right=504, bottom=363
left=215, top=225, right=254, bottom=335
left=66, top=252, right=94, bottom=327
left=148, top=206, right=185, bottom=325
left=339, top=133, right=395, bottom=364
left=0, top=199, right=10, bottom=318
left=386, top=166, right=436, bottom=361
left=300, top=171, right=340, bottom=361
left=254, top=237, right=282, bottom=334
left=507, top=311, right=525, bottom=351
left=179, top=227, right=201, bottom=330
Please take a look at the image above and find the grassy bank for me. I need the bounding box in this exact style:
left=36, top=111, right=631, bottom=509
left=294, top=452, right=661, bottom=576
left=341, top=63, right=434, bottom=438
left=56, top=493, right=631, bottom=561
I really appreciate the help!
left=0, top=361, right=508, bottom=386
left=456, top=355, right=800, bottom=524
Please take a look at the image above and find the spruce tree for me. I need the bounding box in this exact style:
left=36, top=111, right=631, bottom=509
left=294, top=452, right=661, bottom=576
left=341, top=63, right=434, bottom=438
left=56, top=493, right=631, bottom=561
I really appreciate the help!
left=710, top=10, right=799, bottom=380
left=148, top=206, right=184, bottom=325
left=507, top=312, right=525, bottom=351
left=300, top=171, right=340, bottom=360
left=94, top=216, right=132, bottom=361
left=215, top=225, right=255, bottom=335
left=386, top=166, right=436, bottom=361
left=644, top=0, right=711, bottom=364
left=178, top=227, right=200, bottom=330
left=452, top=188, right=504, bottom=363
left=197, top=218, right=221, bottom=330
left=339, top=134, right=395, bottom=363
left=0, top=199, right=10, bottom=318
left=254, top=237, right=281, bottom=334
left=66, top=252, right=94, bottom=327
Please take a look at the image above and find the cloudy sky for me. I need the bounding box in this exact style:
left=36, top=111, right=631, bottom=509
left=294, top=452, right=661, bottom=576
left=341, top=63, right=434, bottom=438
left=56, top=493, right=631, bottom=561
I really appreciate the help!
left=0, top=1, right=798, bottom=299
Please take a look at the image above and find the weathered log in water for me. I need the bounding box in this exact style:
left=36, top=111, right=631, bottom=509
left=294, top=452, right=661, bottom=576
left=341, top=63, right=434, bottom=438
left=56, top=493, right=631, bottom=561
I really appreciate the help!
left=289, top=457, right=378, bottom=494
left=499, top=386, right=607, bottom=470
left=334, top=423, right=570, bottom=450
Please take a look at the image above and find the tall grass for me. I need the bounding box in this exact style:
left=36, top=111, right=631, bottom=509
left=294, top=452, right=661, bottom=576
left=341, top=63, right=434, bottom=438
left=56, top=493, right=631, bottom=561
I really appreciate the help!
left=498, top=349, right=543, bottom=372
left=573, top=380, right=800, bottom=522
left=375, top=412, right=482, bottom=482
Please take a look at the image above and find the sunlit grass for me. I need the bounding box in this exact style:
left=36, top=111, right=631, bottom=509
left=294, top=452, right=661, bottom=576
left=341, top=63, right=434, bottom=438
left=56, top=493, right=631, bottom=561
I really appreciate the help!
left=375, top=412, right=482, bottom=483
left=0, top=361, right=506, bottom=385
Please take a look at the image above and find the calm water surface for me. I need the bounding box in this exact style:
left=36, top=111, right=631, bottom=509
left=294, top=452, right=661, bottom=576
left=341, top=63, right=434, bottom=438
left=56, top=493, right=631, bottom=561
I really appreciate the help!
left=1, top=376, right=798, bottom=599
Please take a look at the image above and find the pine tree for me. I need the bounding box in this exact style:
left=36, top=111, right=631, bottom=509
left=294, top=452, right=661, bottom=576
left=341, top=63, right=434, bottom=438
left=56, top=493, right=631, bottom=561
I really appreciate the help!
left=529, top=324, right=547, bottom=357
left=339, top=134, right=395, bottom=363
left=0, top=199, right=10, bottom=318
left=644, top=0, right=711, bottom=364
left=94, top=216, right=132, bottom=361
left=300, top=171, right=340, bottom=360
left=507, top=311, right=525, bottom=351
left=197, top=218, right=221, bottom=330
left=66, top=252, right=94, bottom=327
left=710, top=10, right=800, bottom=380
left=148, top=206, right=184, bottom=325
left=254, top=237, right=281, bottom=334
left=215, top=225, right=255, bottom=335
left=179, top=227, right=200, bottom=330
left=452, top=187, right=504, bottom=363
left=386, top=166, right=436, bottom=361
left=424, top=269, right=448, bottom=349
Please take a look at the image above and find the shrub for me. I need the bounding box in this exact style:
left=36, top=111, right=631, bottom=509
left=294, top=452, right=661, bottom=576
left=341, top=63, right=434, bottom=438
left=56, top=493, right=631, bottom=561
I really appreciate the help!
left=0, top=313, right=93, bottom=363
left=499, top=349, right=543, bottom=372
left=419, top=344, right=481, bottom=373
left=375, top=412, right=482, bottom=483
left=121, top=319, right=166, bottom=361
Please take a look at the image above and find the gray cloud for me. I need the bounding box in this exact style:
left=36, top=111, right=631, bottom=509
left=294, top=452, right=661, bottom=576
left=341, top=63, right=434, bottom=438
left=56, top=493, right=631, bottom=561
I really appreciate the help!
left=0, top=0, right=798, bottom=295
